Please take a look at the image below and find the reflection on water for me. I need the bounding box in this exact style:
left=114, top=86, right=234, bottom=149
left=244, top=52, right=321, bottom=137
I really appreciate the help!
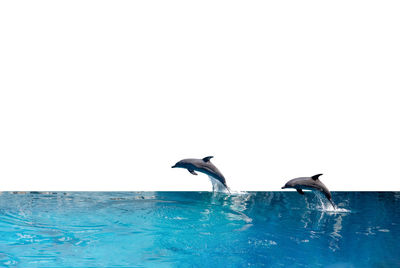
left=0, top=191, right=399, bottom=267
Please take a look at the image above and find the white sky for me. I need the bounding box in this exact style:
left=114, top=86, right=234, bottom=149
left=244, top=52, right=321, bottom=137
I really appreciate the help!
left=1, top=1, right=399, bottom=191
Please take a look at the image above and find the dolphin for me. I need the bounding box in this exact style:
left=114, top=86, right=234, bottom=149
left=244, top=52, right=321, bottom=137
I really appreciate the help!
left=281, top=174, right=336, bottom=208
left=172, top=156, right=230, bottom=193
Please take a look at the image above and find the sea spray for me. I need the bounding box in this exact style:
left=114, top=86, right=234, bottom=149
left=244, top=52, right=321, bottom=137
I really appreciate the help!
left=314, top=192, right=350, bottom=213
left=208, top=176, right=230, bottom=194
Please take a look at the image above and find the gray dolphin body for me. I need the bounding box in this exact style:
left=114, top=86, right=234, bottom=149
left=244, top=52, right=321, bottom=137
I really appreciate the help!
left=172, top=156, right=229, bottom=192
left=282, top=174, right=336, bottom=208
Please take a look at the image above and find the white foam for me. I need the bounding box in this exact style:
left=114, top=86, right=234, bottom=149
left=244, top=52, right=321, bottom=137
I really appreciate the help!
left=229, top=190, right=249, bottom=195
left=314, top=192, right=350, bottom=213
left=322, top=206, right=351, bottom=213
left=208, top=176, right=230, bottom=194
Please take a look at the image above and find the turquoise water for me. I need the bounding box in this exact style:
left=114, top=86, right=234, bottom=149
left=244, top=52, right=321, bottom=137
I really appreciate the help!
left=0, top=192, right=399, bottom=267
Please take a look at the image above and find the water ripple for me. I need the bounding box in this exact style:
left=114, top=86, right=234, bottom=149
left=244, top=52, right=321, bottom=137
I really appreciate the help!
left=0, top=191, right=398, bottom=267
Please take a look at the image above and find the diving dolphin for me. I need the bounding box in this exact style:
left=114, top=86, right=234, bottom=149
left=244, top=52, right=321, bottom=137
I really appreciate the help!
left=281, top=174, right=336, bottom=208
left=172, top=156, right=230, bottom=192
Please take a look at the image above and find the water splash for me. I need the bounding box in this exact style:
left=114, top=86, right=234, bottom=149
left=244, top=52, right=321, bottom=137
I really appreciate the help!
left=208, top=176, right=230, bottom=194
left=229, top=190, right=249, bottom=195
left=314, top=192, right=350, bottom=213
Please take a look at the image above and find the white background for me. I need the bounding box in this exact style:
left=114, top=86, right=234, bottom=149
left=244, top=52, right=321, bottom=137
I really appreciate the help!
left=1, top=1, right=399, bottom=191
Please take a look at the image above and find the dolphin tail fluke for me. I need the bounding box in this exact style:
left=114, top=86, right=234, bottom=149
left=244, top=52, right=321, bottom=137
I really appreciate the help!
left=226, top=186, right=231, bottom=194
left=329, top=199, right=337, bottom=209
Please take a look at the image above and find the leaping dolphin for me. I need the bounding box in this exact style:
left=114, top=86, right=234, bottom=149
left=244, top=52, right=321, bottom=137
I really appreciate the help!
left=172, top=156, right=230, bottom=193
left=281, top=174, right=336, bottom=208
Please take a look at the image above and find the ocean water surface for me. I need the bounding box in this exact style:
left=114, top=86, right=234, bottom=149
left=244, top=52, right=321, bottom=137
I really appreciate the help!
left=0, top=191, right=399, bottom=267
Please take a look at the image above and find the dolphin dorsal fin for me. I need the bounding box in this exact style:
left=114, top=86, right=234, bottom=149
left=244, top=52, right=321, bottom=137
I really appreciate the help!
left=202, top=156, right=214, bottom=162
left=311, top=174, right=323, bottom=181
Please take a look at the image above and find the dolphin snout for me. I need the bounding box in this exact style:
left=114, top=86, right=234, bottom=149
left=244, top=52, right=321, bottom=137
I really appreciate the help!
left=281, top=186, right=286, bottom=189
left=171, top=165, right=176, bottom=168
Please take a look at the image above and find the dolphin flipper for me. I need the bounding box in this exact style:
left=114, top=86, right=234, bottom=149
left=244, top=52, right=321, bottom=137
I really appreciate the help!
left=188, top=169, right=198, bottom=175
left=296, top=189, right=305, bottom=195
